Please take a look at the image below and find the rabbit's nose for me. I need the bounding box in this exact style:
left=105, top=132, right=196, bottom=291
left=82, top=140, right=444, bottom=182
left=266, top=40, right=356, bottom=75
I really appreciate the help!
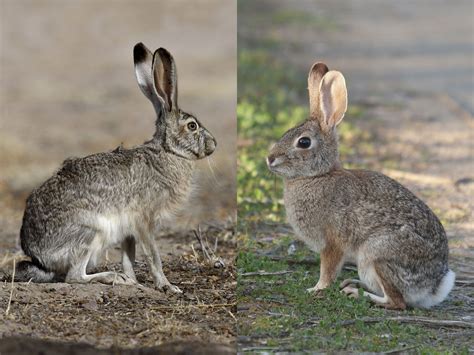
left=267, top=155, right=276, bottom=166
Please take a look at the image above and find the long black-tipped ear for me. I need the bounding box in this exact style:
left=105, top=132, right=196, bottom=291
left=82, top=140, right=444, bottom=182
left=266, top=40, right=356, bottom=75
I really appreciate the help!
left=133, top=43, right=165, bottom=114
left=308, top=62, right=329, bottom=118
left=155, top=47, right=178, bottom=112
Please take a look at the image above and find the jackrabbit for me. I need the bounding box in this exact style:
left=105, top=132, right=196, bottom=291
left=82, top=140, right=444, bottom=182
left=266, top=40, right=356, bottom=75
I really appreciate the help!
left=267, top=62, right=454, bottom=309
left=16, top=43, right=216, bottom=293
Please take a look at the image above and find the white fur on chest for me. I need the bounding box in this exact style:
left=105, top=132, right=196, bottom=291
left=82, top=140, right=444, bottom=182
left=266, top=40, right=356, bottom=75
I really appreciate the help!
left=285, top=201, right=326, bottom=252
left=95, top=212, right=138, bottom=246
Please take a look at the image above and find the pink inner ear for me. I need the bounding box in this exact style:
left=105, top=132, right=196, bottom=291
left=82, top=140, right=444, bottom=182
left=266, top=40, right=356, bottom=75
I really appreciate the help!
left=318, top=71, right=347, bottom=129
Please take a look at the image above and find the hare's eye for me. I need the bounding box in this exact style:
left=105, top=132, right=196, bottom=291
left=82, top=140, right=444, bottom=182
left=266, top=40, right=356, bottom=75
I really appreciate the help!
left=297, top=137, right=311, bottom=149
left=187, top=122, right=198, bottom=131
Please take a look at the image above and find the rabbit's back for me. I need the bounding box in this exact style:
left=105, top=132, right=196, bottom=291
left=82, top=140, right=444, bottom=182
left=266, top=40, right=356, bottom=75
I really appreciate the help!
left=284, top=168, right=448, bottom=259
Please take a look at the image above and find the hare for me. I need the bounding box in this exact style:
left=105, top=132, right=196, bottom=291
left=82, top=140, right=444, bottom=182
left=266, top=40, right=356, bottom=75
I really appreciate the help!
left=15, top=43, right=216, bottom=293
left=267, top=62, right=455, bottom=309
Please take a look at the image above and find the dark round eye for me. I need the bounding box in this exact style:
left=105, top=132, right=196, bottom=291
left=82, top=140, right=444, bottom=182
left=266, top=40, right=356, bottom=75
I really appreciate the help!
left=297, top=137, right=311, bottom=149
left=187, top=122, right=197, bottom=131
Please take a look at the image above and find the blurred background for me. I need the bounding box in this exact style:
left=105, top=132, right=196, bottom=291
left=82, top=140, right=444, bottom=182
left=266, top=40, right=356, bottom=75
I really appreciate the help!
left=0, top=0, right=236, bottom=252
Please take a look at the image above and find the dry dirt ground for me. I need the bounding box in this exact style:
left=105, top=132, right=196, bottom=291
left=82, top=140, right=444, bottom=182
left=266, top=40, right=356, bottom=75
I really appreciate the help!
left=0, top=0, right=236, bottom=353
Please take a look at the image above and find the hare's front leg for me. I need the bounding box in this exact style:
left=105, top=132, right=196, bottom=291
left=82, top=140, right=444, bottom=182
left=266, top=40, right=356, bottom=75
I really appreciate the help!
left=307, top=243, right=344, bottom=294
left=138, top=228, right=182, bottom=294
left=121, top=236, right=137, bottom=282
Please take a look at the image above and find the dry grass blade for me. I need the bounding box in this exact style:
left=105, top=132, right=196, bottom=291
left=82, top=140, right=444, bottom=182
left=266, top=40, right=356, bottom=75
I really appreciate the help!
left=5, top=258, right=16, bottom=316
left=193, top=226, right=226, bottom=268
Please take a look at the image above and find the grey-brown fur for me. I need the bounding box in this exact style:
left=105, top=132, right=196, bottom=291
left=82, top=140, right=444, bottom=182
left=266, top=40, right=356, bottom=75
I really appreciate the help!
left=267, top=63, right=454, bottom=309
left=17, top=43, right=216, bottom=293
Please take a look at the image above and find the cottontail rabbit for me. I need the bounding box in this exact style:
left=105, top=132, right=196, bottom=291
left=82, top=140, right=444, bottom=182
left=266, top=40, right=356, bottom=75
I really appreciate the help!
left=267, top=63, right=454, bottom=309
left=16, top=43, right=216, bottom=293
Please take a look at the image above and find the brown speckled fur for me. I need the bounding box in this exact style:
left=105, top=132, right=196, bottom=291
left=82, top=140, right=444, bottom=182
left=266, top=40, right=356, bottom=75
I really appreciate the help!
left=268, top=63, right=454, bottom=309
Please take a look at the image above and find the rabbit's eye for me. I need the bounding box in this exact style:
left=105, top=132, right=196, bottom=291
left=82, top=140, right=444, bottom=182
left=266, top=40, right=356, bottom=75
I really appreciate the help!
left=297, top=137, right=311, bottom=149
left=187, top=122, right=198, bottom=131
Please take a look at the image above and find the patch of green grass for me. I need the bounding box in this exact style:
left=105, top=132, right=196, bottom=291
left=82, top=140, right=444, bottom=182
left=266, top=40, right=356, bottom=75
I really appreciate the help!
left=237, top=251, right=468, bottom=353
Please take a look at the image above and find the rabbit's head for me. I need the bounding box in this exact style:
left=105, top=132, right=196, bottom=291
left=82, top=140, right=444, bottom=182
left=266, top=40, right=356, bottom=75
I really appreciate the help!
left=267, top=63, right=347, bottom=179
left=134, top=43, right=216, bottom=160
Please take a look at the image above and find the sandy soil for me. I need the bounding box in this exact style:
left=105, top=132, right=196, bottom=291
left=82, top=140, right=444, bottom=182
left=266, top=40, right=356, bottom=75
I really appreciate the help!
left=0, top=0, right=236, bottom=351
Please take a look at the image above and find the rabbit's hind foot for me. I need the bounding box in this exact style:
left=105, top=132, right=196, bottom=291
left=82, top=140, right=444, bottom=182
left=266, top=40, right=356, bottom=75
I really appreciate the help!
left=339, top=278, right=370, bottom=291
left=341, top=265, right=407, bottom=310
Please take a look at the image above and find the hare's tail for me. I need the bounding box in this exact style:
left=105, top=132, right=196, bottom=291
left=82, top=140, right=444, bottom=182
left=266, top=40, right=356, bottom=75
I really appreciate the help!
left=14, top=260, right=56, bottom=283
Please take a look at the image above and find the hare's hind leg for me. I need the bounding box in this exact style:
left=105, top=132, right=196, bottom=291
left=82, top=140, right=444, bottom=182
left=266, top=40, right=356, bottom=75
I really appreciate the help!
left=122, top=236, right=137, bottom=282
left=65, top=233, right=136, bottom=285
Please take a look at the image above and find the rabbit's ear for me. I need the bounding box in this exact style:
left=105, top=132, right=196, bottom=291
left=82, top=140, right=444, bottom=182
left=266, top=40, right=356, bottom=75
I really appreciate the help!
left=318, top=71, right=348, bottom=131
left=155, top=48, right=178, bottom=112
left=308, top=62, right=329, bottom=118
left=134, top=43, right=165, bottom=113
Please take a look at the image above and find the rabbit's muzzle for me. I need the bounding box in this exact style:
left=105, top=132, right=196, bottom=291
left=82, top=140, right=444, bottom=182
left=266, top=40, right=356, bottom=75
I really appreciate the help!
left=266, top=154, right=285, bottom=172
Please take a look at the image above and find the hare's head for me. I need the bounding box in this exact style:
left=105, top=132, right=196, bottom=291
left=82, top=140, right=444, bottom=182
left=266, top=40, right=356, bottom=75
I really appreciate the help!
left=134, top=43, right=216, bottom=160
left=267, top=63, right=347, bottom=179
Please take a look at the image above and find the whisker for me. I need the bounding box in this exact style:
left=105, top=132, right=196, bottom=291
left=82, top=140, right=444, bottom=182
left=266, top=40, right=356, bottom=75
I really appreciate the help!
left=207, top=157, right=219, bottom=186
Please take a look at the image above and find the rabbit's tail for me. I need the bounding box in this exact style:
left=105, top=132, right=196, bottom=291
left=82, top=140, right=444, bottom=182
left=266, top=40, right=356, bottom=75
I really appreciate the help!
left=407, top=269, right=455, bottom=308
left=14, top=260, right=56, bottom=283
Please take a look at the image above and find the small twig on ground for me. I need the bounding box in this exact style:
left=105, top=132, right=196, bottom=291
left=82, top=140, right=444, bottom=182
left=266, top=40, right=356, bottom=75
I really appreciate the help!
left=226, top=309, right=237, bottom=321
left=331, top=316, right=474, bottom=329
left=241, top=270, right=294, bottom=277
left=5, top=258, right=16, bottom=316
left=193, top=226, right=225, bottom=268
left=152, top=302, right=235, bottom=311
left=261, top=255, right=359, bottom=272
left=264, top=255, right=318, bottom=266
left=381, top=345, right=420, bottom=354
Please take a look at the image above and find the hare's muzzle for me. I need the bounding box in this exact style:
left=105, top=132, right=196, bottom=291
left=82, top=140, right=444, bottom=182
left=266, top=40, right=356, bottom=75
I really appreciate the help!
left=205, top=136, right=217, bottom=156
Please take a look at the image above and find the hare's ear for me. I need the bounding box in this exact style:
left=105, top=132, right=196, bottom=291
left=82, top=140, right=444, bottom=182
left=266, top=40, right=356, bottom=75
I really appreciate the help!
left=318, top=71, right=348, bottom=131
left=134, top=43, right=165, bottom=113
left=308, top=62, right=329, bottom=118
left=155, top=48, right=178, bottom=112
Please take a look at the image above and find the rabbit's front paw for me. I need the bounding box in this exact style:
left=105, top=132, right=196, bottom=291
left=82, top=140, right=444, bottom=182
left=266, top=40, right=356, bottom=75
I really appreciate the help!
left=306, top=285, right=326, bottom=297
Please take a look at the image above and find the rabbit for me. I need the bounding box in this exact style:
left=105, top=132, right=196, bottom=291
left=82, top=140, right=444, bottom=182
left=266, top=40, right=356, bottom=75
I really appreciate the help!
left=15, top=43, right=216, bottom=293
left=266, top=62, right=455, bottom=309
